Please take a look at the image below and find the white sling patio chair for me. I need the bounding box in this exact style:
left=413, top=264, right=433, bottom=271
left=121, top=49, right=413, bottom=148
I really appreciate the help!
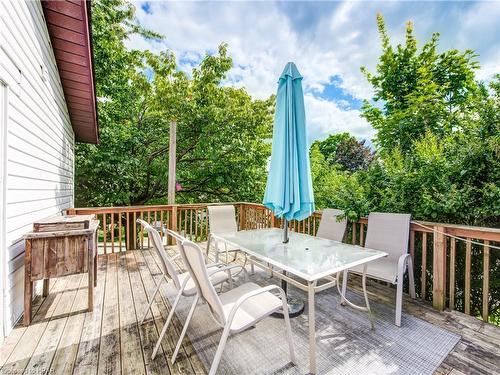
left=316, top=208, right=347, bottom=241
left=207, top=205, right=254, bottom=273
left=135, top=220, right=246, bottom=360
left=342, top=212, right=416, bottom=327
left=171, top=238, right=296, bottom=374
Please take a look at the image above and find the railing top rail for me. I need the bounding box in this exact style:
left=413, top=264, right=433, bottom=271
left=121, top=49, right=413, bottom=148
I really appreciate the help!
left=68, top=202, right=499, bottom=242
left=69, top=202, right=249, bottom=213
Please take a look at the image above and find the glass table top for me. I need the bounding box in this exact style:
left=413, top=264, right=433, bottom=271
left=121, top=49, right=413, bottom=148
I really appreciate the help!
left=213, top=228, right=387, bottom=282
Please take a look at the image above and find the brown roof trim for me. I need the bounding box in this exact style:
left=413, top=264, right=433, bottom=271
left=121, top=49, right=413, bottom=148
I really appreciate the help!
left=42, top=0, right=99, bottom=144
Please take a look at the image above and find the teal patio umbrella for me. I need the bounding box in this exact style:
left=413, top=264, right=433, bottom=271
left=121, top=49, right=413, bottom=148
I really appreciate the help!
left=263, top=62, right=315, bottom=243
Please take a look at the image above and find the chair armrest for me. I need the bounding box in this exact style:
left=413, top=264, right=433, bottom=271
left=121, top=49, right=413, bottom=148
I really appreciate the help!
left=397, top=253, right=411, bottom=280
left=205, top=262, right=226, bottom=269
left=207, top=264, right=248, bottom=280
left=227, top=285, right=285, bottom=323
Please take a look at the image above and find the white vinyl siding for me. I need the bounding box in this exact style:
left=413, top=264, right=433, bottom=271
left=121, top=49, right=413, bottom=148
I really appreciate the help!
left=0, top=0, right=75, bottom=334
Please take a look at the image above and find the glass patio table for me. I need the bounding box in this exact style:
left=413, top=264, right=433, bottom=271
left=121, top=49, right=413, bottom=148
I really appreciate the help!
left=207, top=228, right=387, bottom=375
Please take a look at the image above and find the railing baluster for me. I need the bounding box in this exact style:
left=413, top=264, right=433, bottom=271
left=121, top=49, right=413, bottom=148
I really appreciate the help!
left=482, top=240, right=490, bottom=322
left=465, top=238, right=472, bottom=315
left=160, top=210, right=164, bottom=240
left=205, top=207, right=209, bottom=238
left=195, top=209, right=199, bottom=241
left=126, top=212, right=130, bottom=251
left=103, top=213, right=107, bottom=254
left=140, top=212, right=144, bottom=249
left=147, top=211, right=151, bottom=248
left=133, top=212, right=137, bottom=250
left=409, top=230, right=415, bottom=266
left=190, top=209, right=194, bottom=240
left=421, top=232, right=427, bottom=300
left=360, top=223, right=365, bottom=246
left=118, top=212, right=122, bottom=252
left=110, top=213, right=114, bottom=253
left=352, top=222, right=356, bottom=245
left=449, top=238, right=456, bottom=310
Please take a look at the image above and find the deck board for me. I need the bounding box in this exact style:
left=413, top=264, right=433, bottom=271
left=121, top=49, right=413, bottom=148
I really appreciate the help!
left=72, top=252, right=107, bottom=375
left=24, top=273, right=84, bottom=374
left=141, top=247, right=203, bottom=374
left=117, top=252, right=146, bottom=375
left=1, top=274, right=72, bottom=373
left=0, top=249, right=498, bottom=375
left=98, top=253, right=121, bottom=375
left=131, top=250, right=173, bottom=374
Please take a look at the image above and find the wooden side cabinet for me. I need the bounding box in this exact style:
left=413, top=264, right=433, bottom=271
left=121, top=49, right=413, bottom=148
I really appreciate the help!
left=23, top=218, right=99, bottom=325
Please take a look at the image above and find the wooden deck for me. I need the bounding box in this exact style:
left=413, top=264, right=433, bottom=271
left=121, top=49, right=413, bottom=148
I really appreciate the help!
left=0, top=248, right=498, bottom=375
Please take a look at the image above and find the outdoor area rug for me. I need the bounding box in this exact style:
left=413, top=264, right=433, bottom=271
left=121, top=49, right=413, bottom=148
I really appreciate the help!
left=163, top=268, right=460, bottom=375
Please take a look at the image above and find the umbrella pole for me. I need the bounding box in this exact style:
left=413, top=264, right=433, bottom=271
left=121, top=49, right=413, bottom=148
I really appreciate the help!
left=272, top=216, right=305, bottom=319
left=283, top=218, right=289, bottom=243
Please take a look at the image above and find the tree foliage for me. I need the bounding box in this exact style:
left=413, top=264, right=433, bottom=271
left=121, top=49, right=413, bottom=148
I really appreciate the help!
left=310, top=14, right=499, bottom=322
left=313, top=132, right=374, bottom=172
left=76, top=0, right=273, bottom=207
left=361, top=14, right=481, bottom=155
left=313, top=14, right=499, bottom=229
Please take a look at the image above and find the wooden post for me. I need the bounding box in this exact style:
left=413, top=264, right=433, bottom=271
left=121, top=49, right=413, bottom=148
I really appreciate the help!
left=168, top=120, right=177, bottom=205
left=239, top=204, right=245, bottom=230
left=168, top=206, right=178, bottom=245
left=24, top=239, right=33, bottom=325
left=432, top=226, right=446, bottom=310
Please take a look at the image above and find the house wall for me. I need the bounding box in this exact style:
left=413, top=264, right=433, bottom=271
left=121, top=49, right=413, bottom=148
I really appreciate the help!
left=0, top=0, right=75, bottom=336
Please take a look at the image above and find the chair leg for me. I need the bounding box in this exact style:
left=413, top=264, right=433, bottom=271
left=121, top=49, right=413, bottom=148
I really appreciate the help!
left=209, top=325, right=231, bottom=375
left=395, top=272, right=404, bottom=327
left=140, top=278, right=164, bottom=325
left=407, top=256, right=416, bottom=299
left=171, top=295, right=199, bottom=364
left=341, top=270, right=348, bottom=306
left=151, top=288, right=182, bottom=360
left=361, top=266, right=374, bottom=330
left=282, top=293, right=296, bottom=364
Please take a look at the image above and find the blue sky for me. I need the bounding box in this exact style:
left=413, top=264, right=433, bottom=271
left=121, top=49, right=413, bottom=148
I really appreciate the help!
left=128, top=1, right=500, bottom=143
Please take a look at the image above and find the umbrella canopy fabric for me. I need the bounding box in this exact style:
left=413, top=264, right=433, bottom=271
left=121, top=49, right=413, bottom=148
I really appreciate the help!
left=263, top=62, right=315, bottom=222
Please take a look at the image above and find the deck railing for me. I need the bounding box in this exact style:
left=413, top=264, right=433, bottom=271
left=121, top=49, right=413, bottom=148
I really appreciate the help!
left=67, top=202, right=500, bottom=323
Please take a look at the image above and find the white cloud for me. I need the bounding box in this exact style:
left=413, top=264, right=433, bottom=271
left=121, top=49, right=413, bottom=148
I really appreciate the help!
left=126, top=0, right=500, bottom=144
left=304, top=94, right=374, bottom=143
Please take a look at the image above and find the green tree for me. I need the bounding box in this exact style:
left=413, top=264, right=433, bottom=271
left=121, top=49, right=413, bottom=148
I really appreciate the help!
left=75, top=0, right=273, bottom=207
left=361, top=14, right=480, bottom=155
left=310, top=144, right=370, bottom=221
left=313, top=132, right=374, bottom=172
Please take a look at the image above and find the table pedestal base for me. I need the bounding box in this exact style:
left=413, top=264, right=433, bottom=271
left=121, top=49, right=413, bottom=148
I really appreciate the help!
left=272, top=272, right=305, bottom=318
left=272, top=297, right=304, bottom=318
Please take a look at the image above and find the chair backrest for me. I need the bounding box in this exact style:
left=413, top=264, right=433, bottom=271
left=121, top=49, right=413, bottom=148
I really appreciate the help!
left=177, top=238, right=226, bottom=327
left=316, top=209, right=347, bottom=242
left=136, top=219, right=182, bottom=290
left=365, top=212, right=411, bottom=261
left=208, top=205, right=238, bottom=234
left=165, top=228, right=186, bottom=244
